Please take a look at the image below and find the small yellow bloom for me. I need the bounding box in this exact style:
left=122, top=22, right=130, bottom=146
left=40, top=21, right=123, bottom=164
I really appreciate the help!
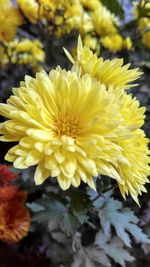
left=92, top=7, right=118, bottom=37
left=65, top=37, right=142, bottom=89
left=39, top=0, right=83, bottom=36
left=64, top=1, right=83, bottom=31
left=0, top=0, right=23, bottom=42
left=123, top=37, right=133, bottom=51
left=133, top=0, right=150, bottom=37
left=101, top=34, right=133, bottom=52
left=83, top=35, right=99, bottom=51
left=101, top=34, right=123, bottom=52
left=142, top=31, right=150, bottom=48
left=138, top=17, right=150, bottom=32
left=17, top=0, right=39, bottom=24
left=7, top=39, right=45, bottom=66
left=78, top=12, right=94, bottom=34
left=39, top=0, right=61, bottom=20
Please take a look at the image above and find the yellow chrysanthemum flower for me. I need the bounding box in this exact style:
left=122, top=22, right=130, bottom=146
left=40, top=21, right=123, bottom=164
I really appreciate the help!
left=0, top=68, right=126, bottom=190
left=0, top=0, right=23, bottom=42
left=64, top=37, right=142, bottom=89
left=0, top=66, right=149, bottom=202
left=17, top=0, right=39, bottom=24
left=92, top=7, right=118, bottom=37
left=142, top=31, right=150, bottom=48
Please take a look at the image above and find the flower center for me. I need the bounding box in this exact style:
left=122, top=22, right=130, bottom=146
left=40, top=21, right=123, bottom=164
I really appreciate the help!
left=54, top=112, right=80, bottom=138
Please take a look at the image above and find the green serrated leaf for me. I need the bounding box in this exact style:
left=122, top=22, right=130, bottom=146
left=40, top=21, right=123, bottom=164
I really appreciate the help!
left=72, top=208, right=87, bottom=224
left=95, top=231, right=134, bottom=267
left=33, top=211, right=51, bottom=223
left=97, top=196, right=150, bottom=247
left=71, top=230, right=134, bottom=267
left=31, top=198, right=79, bottom=235
left=61, top=213, right=79, bottom=235
left=68, top=190, right=90, bottom=224
left=26, top=202, right=45, bottom=212
left=71, top=246, right=110, bottom=267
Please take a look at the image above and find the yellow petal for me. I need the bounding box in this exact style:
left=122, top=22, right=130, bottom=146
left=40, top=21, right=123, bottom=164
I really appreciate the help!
left=34, top=163, right=50, bottom=185
left=57, top=175, right=71, bottom=190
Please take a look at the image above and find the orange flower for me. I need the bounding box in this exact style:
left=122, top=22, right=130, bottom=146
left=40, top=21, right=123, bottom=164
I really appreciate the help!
left=0, top=186, right=18, bottom=201
left=0, top=164, right=18, bottom=186
left=0, top=185, right=27, bottom=202
left=0, top=165, right=30, bottom=244
left=0, top=200, right=30, bottom=243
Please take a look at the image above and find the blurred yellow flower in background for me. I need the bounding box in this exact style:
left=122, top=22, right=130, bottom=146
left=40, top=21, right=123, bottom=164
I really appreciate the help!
left=0, top=46, right=8, bottom=66
left=39, top=0, right=63, bottom=21
left=101, top=34, right=124, bottom=52
left=142, top=31, right=150, bottom=48
left=138, top=17, right=150, bottom=32
left=101, top=35, right=133, bottom=52
left=92, top=7, right=118, bottom=37
left=0, top=0, right=23, bottom=42
left=133, top=0, right=150, bottom=19
left=63, top=1, right=83, bottom=33
left=123, top=37, right=133, bottom=51
left=83, top=35, right=99, bottom=52
left=17, top=0, right=39, bottom=24
left=133, top=0, right=150, bottom=49
left=39, top=0, right=83, bottom=36
left=78, top=12, right=94, bottom=35
left=3, top=39, right=45, bottom=68
left=15, top=0, right=126, bottom=54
